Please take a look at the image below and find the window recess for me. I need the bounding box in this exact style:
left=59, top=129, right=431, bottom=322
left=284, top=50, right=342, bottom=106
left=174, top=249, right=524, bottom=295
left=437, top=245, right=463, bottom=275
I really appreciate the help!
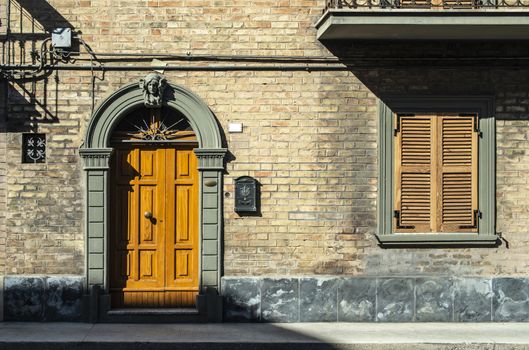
left=377, top=98, right=498, bottom=246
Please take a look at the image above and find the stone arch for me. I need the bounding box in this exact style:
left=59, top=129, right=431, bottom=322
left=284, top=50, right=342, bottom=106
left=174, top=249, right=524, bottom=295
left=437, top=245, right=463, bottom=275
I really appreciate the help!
left=79, top=79, right=226, bottom=321
left=83, top=82, right=224, bottom=149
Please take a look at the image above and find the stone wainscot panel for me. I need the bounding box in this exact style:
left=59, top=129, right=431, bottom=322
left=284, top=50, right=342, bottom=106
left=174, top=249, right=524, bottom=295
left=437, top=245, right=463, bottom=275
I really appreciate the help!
left=221, top=276, right=523, bottom=322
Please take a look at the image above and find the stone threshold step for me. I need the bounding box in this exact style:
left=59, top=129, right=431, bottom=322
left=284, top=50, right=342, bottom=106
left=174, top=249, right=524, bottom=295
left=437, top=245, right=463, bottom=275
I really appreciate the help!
left=107, top=308, right=199, bottom=316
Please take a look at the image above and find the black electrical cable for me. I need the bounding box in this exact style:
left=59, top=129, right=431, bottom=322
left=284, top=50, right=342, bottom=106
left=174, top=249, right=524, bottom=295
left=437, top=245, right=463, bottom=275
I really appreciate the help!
left=40, top=51, right=529, bottom=64
left=2, top=62, right=529, bottom=72
left=0, top=64, right=349, bottom=71
left=41, top=51, right=341, bottom=63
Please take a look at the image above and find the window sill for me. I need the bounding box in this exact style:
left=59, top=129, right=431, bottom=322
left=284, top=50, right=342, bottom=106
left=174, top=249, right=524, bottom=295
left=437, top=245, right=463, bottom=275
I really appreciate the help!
left=376, top=233, right=500, bottom=247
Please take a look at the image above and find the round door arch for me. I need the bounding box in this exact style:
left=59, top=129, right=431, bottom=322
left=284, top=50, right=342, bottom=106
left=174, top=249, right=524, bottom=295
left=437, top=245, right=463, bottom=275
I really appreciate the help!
left=79, top=76, right=226, bottom=319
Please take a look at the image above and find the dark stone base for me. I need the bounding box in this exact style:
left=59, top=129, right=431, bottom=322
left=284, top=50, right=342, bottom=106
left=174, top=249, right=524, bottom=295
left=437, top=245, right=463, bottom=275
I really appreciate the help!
left=4, top=276, right=84, bottom=321
left=4, top=275, right=529, bottom=323
left=221, top=276, right=529, bottom=322
left=3, top=276, right=224, bottom=323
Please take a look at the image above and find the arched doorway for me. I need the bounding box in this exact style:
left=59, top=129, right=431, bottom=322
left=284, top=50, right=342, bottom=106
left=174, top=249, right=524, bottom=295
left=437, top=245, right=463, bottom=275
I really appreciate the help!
left=79, top=75, right=226, bottom=320
left=109, top=107, right=200, bottom=308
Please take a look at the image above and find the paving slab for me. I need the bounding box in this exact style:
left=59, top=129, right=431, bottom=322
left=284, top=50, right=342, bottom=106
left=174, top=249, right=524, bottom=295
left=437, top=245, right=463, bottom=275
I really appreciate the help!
left=2, top=322, right=529, bottom=350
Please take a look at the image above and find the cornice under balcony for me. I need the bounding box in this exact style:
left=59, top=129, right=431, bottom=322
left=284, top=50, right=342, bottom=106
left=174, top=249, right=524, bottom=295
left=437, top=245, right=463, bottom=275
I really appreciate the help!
left=317, top=7, right=529, bottom=40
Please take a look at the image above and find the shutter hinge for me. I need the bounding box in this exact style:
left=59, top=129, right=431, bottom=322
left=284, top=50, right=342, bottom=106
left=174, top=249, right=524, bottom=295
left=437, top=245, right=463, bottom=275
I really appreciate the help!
left=394, top=114, right=413, bottom=136
left=459, top=210, right=482, bottom=229
left=459, top=114, right=482, bottom=137
left=473, top=115, right=483, bottom=138
left=394, top=115, right=401, bottom=136
left=394, top=210, right=415, bottom=230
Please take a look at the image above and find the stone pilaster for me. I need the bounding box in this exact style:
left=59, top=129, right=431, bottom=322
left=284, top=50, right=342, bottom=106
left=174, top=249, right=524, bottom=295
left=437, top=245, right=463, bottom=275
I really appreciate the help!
left=194, top=148, right=227, bottom=292
left=79, top=148, right=113, bottom=290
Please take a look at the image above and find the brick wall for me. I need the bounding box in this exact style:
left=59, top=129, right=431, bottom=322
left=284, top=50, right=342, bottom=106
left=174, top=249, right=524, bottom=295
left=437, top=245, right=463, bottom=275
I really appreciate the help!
left=1, top=1, right=529, bottom=278
left=0, top=82, right=6, bottom=276
left=5, top=76, right=86, bottom=274
left=0, top=0, right=8, bottom=277
left=221, top=70, right=378, bottom=275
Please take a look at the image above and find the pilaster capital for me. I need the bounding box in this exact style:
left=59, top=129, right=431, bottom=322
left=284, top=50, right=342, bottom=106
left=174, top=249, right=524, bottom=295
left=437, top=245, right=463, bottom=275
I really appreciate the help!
left=79, top=148, right=114, bottom=170
left=194, top=148, right=227, bottom=171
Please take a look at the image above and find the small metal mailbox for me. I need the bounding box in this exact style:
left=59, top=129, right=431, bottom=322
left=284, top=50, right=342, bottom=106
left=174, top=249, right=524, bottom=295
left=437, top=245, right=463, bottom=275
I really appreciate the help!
left=234, top=176, right=258, bottom=213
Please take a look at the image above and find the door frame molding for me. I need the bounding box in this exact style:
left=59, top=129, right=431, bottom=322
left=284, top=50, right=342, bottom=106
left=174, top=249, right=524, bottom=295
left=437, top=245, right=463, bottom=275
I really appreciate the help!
left=79, top=81, right=226, bottom=320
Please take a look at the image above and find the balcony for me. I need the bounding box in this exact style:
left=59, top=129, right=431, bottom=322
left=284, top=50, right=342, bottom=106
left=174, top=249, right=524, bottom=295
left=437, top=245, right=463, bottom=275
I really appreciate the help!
left=317, top=0, right=529, bottom=40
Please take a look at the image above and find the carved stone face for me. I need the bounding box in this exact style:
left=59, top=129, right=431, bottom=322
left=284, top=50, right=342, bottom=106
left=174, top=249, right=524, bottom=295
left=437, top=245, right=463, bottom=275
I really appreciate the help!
left=147, top=80, right=158, bottom=94
left=139, top=73, right=167, bottom=108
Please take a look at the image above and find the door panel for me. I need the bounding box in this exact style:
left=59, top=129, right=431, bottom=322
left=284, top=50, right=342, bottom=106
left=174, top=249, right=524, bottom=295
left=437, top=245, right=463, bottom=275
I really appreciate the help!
left=177, top=151, right=191, bottom=177
left=175, top=250, right=190, bottom=277
left=176, top=187, right=191, bottom=241
left=110, top=145, right=199, bottom=308
left=165, top=148, right=199, bottom=296
left=139, top=186, right=156, bottom=242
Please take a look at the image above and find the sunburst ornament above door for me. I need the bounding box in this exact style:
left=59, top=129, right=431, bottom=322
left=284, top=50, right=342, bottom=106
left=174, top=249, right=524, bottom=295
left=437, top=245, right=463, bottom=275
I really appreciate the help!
left=128, top=113, right=187, bottom=140
left=111, top=107, right=196, bottom=143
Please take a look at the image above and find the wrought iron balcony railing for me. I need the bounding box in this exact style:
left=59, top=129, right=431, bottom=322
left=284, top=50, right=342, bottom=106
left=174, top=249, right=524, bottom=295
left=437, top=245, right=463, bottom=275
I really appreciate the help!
left=324, top=0, right=529, bottom=10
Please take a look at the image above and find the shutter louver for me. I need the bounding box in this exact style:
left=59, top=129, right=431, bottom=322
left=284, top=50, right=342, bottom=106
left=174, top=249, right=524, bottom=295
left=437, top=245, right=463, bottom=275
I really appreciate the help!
left=439, top=116, right=478, bottom=232
left=395, top=115, right=433, bottom=233
left=400, top=173, right=431, bottom=226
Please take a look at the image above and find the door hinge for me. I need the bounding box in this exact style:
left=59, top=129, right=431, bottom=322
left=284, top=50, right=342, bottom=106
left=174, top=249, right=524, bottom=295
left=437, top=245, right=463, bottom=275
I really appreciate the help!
left=459, top=210, right=482, bottom=230
left=394, top=210, right=415, bottom=230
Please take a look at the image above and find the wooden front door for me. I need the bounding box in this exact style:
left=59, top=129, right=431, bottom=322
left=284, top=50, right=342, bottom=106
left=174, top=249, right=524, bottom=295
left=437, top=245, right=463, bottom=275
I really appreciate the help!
left=110, top=145, right=199, bottom=308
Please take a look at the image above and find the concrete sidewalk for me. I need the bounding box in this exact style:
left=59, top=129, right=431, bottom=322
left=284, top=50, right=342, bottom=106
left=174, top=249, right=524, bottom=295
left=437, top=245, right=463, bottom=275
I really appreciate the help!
left=1, top=323, right=529, bottom=349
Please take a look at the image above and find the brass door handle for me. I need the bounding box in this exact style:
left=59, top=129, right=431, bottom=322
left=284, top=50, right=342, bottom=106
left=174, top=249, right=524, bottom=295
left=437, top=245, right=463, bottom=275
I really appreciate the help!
left=144, top=211, right=153, bottom=219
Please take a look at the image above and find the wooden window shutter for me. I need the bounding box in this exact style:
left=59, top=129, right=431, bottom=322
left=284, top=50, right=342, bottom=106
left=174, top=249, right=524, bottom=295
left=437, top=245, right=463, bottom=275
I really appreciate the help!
left=394, top=114, right=478, bottom=233
left=394, top=115, right=433, bottom=233
left=438, top=115, right=478, bottom=233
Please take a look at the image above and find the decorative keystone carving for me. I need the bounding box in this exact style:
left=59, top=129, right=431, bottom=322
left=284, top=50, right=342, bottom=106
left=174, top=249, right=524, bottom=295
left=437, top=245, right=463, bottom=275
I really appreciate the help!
left=79, top=148, right=113, bottom=170
left=139, top=73, right=167, bottom=108
left=194, top=148, right=227, bottom=170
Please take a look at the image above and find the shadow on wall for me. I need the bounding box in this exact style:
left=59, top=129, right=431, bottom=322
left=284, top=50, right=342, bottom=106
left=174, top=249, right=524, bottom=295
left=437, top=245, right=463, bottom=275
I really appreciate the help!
left=3, top=276, right=84, bottom=322
left=1, top=0, right=75, bottom=41
left=319, top=40, right=529, bottom=123
left=317, top=39, right=529, bottom=276
left=2, top=0, right=78, bottom=131
left=13, top=0, right=72, bottom=31
left=6, top=80, right=60, bottom=133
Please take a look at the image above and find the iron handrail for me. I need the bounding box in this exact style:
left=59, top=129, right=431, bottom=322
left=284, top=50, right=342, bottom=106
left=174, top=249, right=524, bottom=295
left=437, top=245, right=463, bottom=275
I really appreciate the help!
left=324, top=0, right=529, bottom=10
